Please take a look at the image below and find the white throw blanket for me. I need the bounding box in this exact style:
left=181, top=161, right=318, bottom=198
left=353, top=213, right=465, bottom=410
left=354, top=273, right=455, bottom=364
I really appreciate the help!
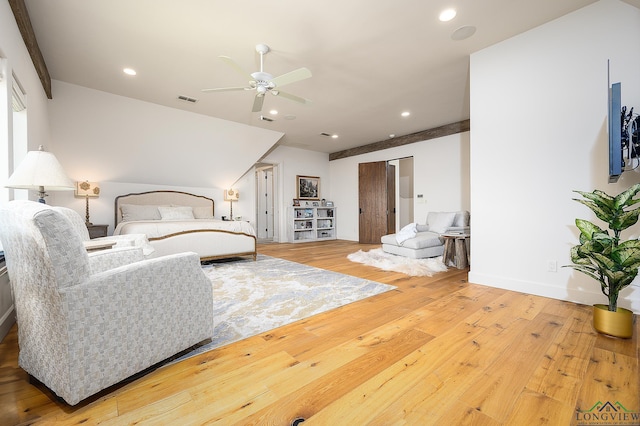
left=395, top=222, right=417, bottom=244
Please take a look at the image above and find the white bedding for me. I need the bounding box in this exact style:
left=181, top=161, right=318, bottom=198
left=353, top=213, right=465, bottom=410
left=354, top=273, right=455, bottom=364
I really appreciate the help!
left=114, top=219, right=256, bottom=239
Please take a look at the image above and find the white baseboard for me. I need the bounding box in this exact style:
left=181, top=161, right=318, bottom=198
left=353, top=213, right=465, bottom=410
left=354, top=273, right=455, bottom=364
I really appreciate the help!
left=468, top=271, right=640, bottom=314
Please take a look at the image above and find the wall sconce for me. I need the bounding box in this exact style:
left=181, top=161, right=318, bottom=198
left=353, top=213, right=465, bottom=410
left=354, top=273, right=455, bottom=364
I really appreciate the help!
left=5, top=145, right=74, bottom=203
left=224, top=189, right=239, bottom=219
left=75, top=181, right=100, bottom=225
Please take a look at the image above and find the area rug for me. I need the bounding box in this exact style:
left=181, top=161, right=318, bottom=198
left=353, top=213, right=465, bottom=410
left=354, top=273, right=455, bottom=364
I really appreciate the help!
left=347, top=247, right=448, bottom=277
left=177, top=255, right=395, bottom=360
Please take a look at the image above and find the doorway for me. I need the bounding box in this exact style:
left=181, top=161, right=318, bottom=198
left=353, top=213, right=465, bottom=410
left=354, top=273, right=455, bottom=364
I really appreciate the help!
left=358, top=157, right=413, bottom=244
left=255, top=163, right=278, bottom=242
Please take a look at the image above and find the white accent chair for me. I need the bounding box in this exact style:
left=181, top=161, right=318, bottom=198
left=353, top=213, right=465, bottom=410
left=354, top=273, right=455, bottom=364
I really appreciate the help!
left=381, top=211, right=470, bottom=259
left=0, top=200, right=213, bottom=405
left=51, top=205, right=156, bottom=257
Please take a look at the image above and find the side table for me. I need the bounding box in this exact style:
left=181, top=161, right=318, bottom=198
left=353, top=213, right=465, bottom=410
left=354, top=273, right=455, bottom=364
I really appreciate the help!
left=86, top=224, right=108, bottom=239
left=442, top=233, right=470, bottom=269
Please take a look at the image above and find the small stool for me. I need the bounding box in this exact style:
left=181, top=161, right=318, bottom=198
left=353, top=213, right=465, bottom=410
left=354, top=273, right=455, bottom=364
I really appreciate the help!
left=442, top=233, right=470, bottom=269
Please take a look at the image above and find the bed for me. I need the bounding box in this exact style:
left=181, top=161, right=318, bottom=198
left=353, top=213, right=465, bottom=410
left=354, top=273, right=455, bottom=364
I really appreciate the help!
left=114, top=190, right=257, bottom=261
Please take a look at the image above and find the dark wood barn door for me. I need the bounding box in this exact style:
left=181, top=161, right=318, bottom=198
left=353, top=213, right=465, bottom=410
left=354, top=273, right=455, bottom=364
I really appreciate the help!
left=358, top=161, right=396, bottom=244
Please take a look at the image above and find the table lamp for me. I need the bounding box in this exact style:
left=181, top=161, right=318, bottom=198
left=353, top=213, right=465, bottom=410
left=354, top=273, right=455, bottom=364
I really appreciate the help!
left=5, top=145, right=74, bottom=203
left=75, top=181, right=100, bottom=225
left=224, top=189, right=239, bottom=219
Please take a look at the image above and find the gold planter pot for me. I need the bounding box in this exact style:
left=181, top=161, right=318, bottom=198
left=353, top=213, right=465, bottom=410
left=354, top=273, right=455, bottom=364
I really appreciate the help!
left=593, top=304, right=634, bottom=339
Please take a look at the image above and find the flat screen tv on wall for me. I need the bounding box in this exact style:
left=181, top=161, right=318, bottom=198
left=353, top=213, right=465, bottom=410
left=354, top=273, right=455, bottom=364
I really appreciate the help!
left=609, top=82, right=623, bottom=183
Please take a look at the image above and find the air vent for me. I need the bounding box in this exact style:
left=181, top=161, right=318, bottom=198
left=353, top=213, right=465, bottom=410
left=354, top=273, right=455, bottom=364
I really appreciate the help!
left=177, top=95, right=198, bottom=103
left=260, top=115, right=274, bottom=122
left=320, top=132, right=332, bottom=137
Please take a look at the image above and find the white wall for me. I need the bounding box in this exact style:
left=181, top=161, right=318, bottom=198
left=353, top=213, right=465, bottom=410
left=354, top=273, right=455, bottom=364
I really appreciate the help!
left=0, top=1, right=53, bottom=168
left=39, top=80, right=288, bottom=231
left=262, top=145, right=330, bottom=242
left=48, top=80, right=283, bottom=189
left=329, top=132, right=470, bottom=241
left=469, top=0, right=640, bottom=312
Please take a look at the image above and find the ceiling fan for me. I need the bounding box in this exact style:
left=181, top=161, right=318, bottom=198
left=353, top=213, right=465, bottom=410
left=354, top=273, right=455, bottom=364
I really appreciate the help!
left=202, top=44, right=312, bottom=113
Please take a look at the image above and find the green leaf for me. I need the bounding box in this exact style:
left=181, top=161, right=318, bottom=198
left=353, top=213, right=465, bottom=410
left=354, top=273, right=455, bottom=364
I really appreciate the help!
left=612, top=241, right=640, bottom=267
left=591, top=252, right=617, bottom=271
left=611, top=208, right=640, bottom=231
left=575, top=219, right=603, bottom=240
left=573, top=199, right=612, bottom=223
left=613, top=183, right=640, bottom=209
left=576, top=190, right=614, bottom=209
left=564, top=264, right=601, bottom=282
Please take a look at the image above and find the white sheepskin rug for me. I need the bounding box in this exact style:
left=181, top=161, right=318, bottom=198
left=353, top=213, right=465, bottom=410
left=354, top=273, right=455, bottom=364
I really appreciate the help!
left=347, top=248, right=448, bottom=277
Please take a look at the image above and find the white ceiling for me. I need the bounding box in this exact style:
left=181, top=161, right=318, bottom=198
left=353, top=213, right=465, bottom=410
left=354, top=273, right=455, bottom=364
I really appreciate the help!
left=22, top=0, right=639, bottom=154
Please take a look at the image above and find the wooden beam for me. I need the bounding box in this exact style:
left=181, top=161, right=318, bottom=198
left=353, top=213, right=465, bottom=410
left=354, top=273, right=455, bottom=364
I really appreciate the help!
left=9, top=0, right=52, bottom=99
left=329, top=119, right=470, bottom=161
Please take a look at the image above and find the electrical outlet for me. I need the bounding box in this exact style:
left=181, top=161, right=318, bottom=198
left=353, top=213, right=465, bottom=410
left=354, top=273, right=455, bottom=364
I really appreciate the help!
left=548, top=260, right=557, bottom=272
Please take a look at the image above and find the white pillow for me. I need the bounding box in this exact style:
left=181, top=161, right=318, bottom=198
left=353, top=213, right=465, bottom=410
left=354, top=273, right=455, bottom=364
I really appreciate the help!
left=427, top=212, right=457, bottom=234
left=452, top=211, right=470, bottom=227
left=120, top=204, right=162, bottom=222
left=158, top=206, right=195, bottom=220
left=192, top=206, right=214, bottom=219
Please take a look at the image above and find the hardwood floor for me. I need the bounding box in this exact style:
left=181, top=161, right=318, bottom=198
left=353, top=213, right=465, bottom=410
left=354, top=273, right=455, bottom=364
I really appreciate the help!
left=1, top=240, right=638, bottom=425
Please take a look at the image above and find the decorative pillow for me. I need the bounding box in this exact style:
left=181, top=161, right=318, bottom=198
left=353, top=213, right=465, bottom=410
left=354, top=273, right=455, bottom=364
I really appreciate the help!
left=416, top=224, right=430, bottom=232
left=120, top=204, right=162, bottom=222
left=452, top=211, right=470, bottom=227
left=158, top=206, right=195, bottom=220
left=427, top=211, right=457, bottom=234
left=192, top=206, right=214, bottom=219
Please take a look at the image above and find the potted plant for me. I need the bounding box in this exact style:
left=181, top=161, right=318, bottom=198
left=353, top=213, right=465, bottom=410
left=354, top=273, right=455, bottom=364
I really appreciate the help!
left=565, top=183, right=640, bottom=338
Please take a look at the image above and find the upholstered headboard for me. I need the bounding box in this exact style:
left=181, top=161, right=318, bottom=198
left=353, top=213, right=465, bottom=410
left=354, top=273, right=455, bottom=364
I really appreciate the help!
left=115, top=191, right=215, bottom=226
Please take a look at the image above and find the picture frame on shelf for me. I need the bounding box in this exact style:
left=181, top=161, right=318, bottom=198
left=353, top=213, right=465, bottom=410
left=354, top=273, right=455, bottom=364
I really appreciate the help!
left=296, top=175, right=320, bottom=200
left=312, top=201, right=319, bottom=207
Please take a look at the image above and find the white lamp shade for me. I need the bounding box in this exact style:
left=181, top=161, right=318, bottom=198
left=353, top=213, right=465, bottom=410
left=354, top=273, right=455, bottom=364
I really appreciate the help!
left=224, top=189, right=239, bottom=201
left=6, top=147, right=74, bottom=191
left=75, top=181, right=100, bottom=198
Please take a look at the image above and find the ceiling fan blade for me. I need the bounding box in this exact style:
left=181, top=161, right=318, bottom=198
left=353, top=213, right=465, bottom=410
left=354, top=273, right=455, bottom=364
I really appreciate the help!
left=270, top=67, right=312, bottom=88
left=219, top=55, right=254, bottom=80
left=252, top=94, right=265, bottom=112
left=201, top=86, right=249, bottom=93
left=275, top=90, right=312, bottom=105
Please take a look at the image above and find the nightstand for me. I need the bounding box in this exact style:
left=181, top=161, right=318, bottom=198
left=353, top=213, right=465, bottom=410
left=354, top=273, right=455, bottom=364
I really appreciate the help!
left=86, top=224, right=108, bottom=239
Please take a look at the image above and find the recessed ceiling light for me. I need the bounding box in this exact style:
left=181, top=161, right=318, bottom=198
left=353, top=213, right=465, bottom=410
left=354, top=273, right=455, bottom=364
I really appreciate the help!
left=331, top=134, right=338, bottom=139
left=123, top=68, right=137, bottom=76
left=269, top=109, right=278, bottom=115
left=401, top=111, right=411, bottom=117
left=439, top=9, right=456, bottom=22
left=389, top=134, right=396, bottom=138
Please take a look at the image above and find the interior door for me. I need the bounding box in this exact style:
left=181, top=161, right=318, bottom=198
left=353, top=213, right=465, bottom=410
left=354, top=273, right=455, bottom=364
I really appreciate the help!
left=358, top=161, right=395, bottom=244
left=256, top=167, right=274, bottom=240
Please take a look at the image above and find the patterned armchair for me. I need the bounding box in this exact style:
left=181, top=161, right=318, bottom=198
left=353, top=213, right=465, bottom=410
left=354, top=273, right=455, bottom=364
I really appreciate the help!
left=0, top=200, right=213, bottom=405
left=51, top=205, right=156, bottom=257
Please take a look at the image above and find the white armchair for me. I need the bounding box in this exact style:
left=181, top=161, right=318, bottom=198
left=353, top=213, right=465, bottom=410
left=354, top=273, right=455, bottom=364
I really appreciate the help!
left=0, top=200, right=213, bottom=405
left=381, top=211, right=470, bottom=259
left=51, top=205, right=155, bottom=257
